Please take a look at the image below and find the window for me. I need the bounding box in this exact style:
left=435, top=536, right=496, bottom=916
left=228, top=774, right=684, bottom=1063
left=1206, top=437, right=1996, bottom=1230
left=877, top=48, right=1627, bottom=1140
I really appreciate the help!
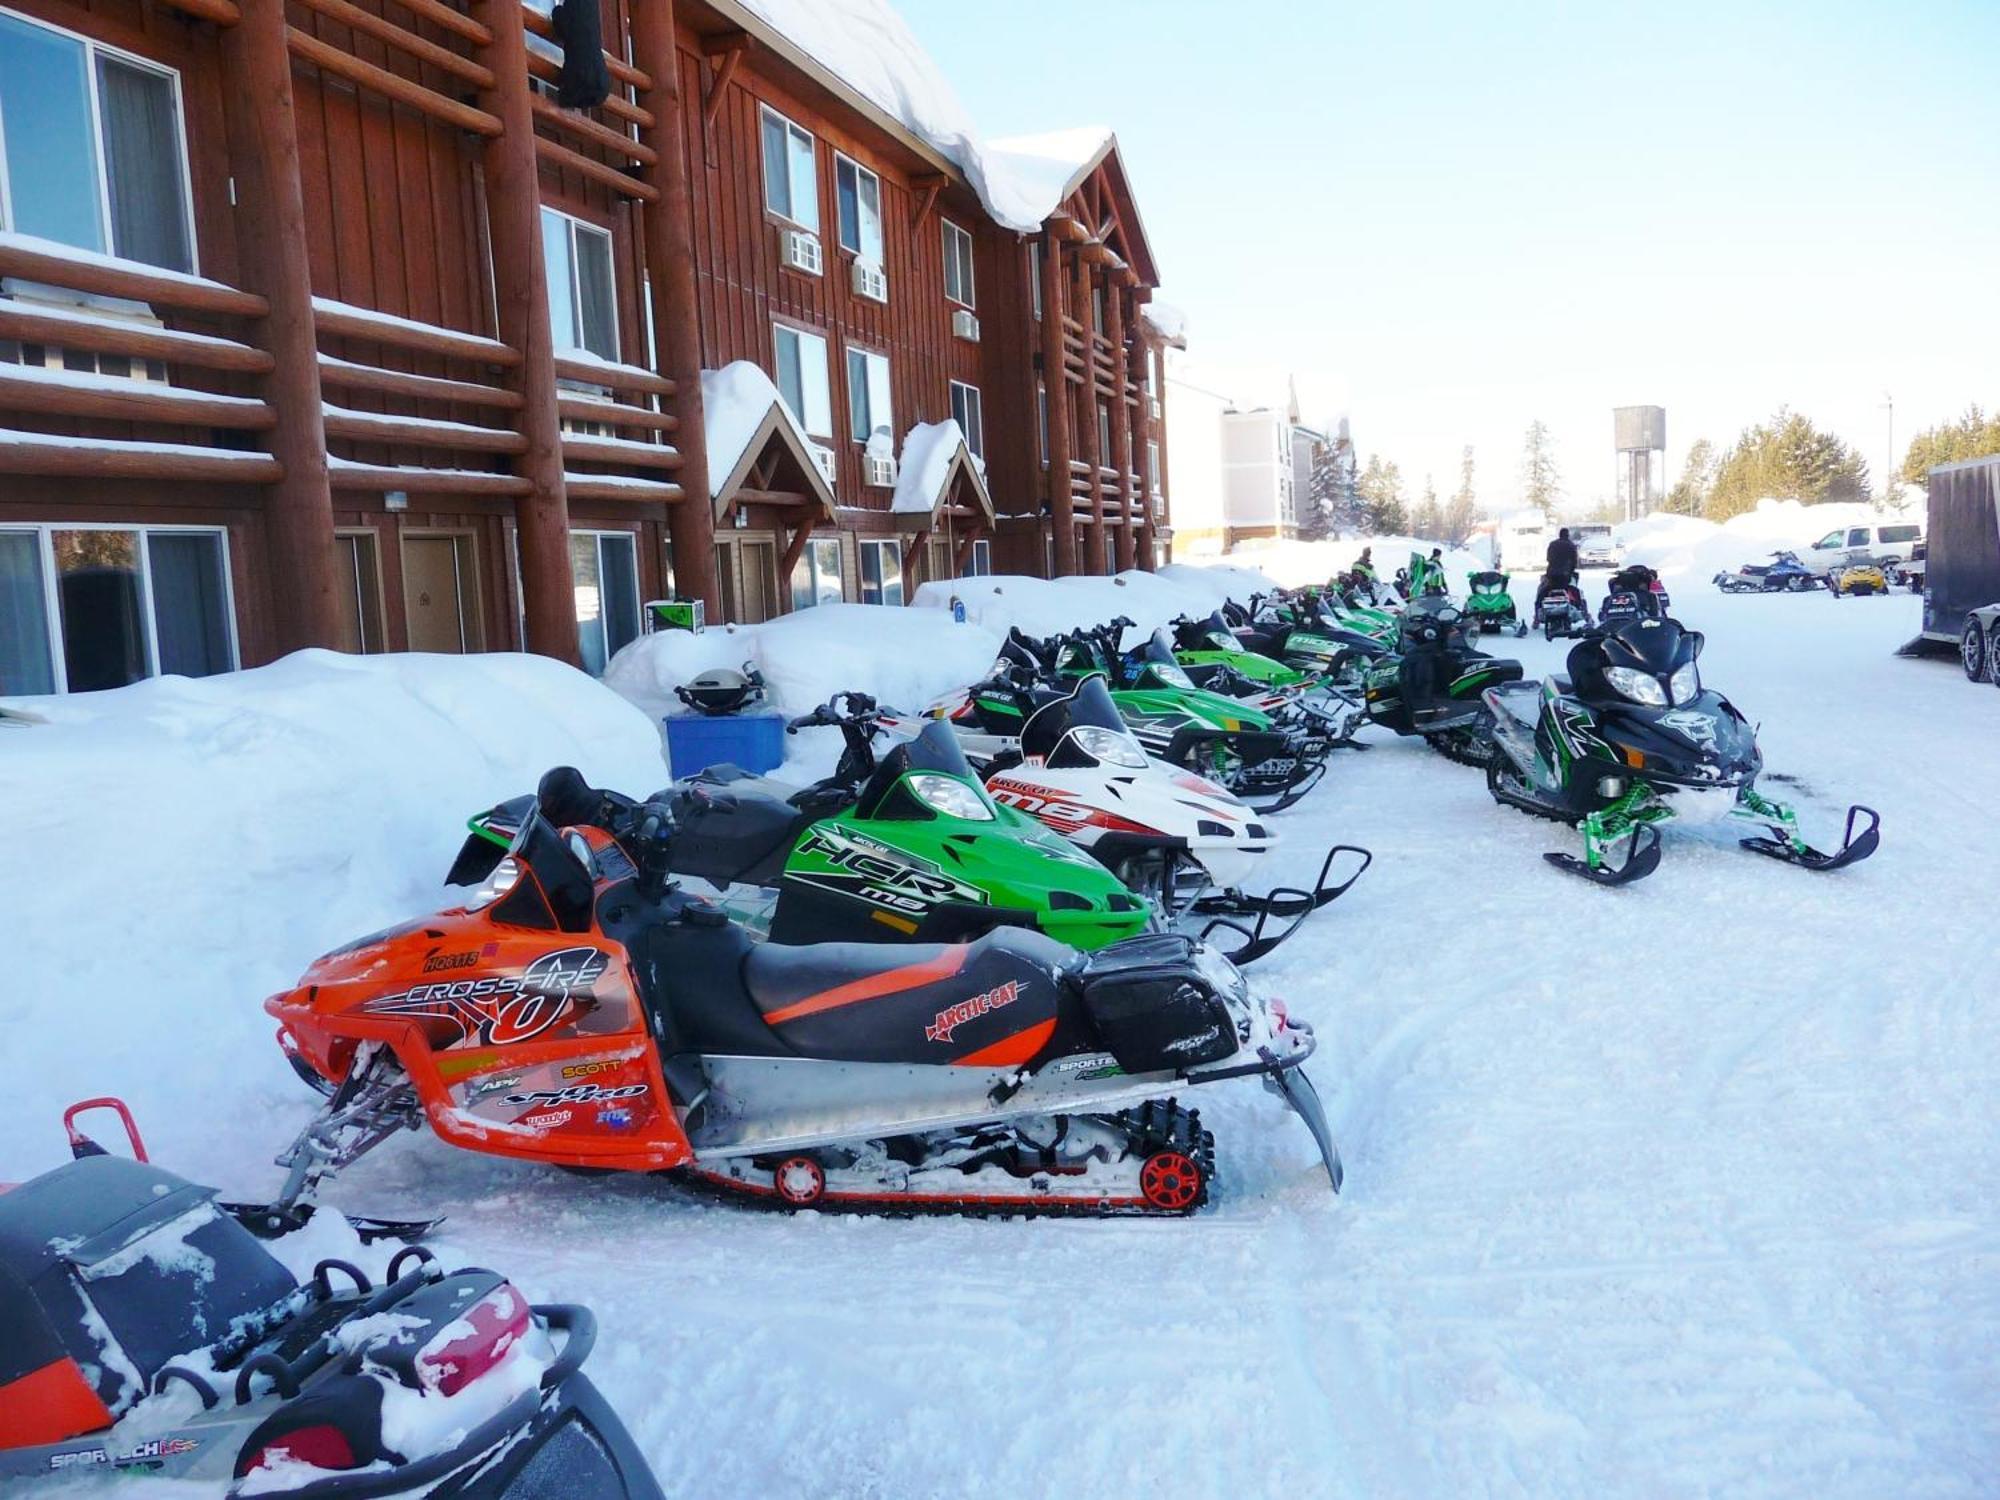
left=773, top=322, right=832, bottom=437
left=570, top=530, right=640, bottom=676
left=540, top=207, right=617, bottom=360
left=0, top=524, right=234, bottom=693
left=790, top=535, right=843, bottom=610
left=1880, top=524, right=1920, bottom=544
left=759, top=105, right=817, bottom=231
left=1097, top=403, right=1112, bottom=465
left=0, top=11, right=194, bottom=273
left=1846, top=528, right=1870, bottom=547
left=949, top=380, right=985, bottom=460
left=334, top=532, right=384, bottom=654
left=833, top=154, right=882, bottom=263
left=1092, top=287, right=1105, bottom=332
left=1144, top=348, right=1157, bottom=395
left=1148, top=441, right=1161, bottom=494
left=966, top=538, right=992, bottom=577
left=941, top=218, right=975, bottom=308
left=1813, top=529, right=1844, bottom=549
left=845, top=346, right=892, bottom=443
left=1029, top=251, right=1042, bottom=320
left=1105, top=532, right=1118, bottom=574
left=859, top=539, right=903, bottom=606
left=1037, top=382, right=1048, bottom=466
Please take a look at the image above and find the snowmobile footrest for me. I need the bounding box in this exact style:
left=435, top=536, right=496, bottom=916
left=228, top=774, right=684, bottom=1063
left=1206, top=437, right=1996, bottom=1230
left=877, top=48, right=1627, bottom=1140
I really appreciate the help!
left=1740, top=804, right=1880, bottom=871
left=1544, top=823, right=1662, bottom=886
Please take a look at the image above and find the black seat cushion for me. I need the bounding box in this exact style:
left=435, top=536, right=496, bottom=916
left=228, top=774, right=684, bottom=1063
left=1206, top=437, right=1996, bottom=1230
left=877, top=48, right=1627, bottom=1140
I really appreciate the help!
left=743, top=928, right=1074, bottom=1065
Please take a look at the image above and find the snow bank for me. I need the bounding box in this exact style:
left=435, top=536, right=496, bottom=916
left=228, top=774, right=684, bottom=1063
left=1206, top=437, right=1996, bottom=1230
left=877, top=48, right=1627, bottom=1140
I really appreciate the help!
left=603, top=604, right=1003, bottom=774
left=0, top=651, right=664, bottom=1179
left=1615, top=499, right=1899, bottom=582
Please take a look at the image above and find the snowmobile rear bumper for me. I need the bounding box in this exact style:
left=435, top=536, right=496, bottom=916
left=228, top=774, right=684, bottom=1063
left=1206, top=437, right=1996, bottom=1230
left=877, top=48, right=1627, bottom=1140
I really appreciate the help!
left=1190, top=844, right=1372, bottom=965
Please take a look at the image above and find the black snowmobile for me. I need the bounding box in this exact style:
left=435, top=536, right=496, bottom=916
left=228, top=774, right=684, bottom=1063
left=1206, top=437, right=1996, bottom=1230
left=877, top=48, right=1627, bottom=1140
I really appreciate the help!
left=1532, top=573, right=1592, bottom=639
left=1482, top=614, right=1880, bottom=884
left=0, top=1106, right=661, bottom=1498
left=1358, top=596, right=1523, bottom=766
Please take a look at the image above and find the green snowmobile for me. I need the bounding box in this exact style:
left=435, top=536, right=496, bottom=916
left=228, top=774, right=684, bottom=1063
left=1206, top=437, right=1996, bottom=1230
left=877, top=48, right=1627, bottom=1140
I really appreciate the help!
left=1358, top=595, right=1523, bottom=765
left=449, top=693, right=1150, bottom=950
left=1465, top=571, right=1528, bottom=636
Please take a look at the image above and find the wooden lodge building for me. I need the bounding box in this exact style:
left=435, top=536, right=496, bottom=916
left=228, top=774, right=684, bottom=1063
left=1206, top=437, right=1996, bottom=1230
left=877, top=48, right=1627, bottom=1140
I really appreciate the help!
left=0, top=0, right=1180, bottom=693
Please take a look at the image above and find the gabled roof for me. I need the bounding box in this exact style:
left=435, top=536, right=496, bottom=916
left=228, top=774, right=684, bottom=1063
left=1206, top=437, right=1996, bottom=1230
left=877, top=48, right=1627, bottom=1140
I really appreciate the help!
left=890, top=420, right=994, bottom=531
left=700, top=362, right=836, bottom=521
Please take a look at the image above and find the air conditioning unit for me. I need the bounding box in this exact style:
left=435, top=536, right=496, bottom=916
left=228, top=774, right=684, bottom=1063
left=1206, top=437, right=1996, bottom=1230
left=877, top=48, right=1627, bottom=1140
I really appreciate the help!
left=780, top=228, right=823, bottom=276
left=808, top=442, right=838, bottom=486
left=850, top=259, right=887, bottom=303
left=951, top=307, right=980, bottom=342
left=864, top=453, right=898, bottom=488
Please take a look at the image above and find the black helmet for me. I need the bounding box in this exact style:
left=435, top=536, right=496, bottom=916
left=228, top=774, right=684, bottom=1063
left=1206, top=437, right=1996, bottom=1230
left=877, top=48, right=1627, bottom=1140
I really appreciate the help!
left=676, top=663, right=765, bottom=716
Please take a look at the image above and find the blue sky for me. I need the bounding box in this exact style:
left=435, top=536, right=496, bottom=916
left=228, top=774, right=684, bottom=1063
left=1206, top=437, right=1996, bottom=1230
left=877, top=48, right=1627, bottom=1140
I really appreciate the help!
left=901, top=0, right=2000, bottom=510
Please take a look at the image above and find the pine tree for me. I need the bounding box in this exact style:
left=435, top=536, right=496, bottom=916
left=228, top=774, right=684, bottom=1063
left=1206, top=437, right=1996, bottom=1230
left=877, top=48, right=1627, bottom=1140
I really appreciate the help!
left=1358, top=454, right=1407, bottom=534
left=1706, top=409, right=1871, bottom=520
left=1521, top=421, right=1561, bottom=521
left=1329, top=438, right=1364, bottom=534
left=1302, top=436, right=1342, bottom=541
left=1663, top=438, right=1716, bottom=516
left=1899, top=403, right=2000, bottom=487
left=1412, top=476, right=1443, bottom=540
left=1441, top=446, right=1477, bottom=545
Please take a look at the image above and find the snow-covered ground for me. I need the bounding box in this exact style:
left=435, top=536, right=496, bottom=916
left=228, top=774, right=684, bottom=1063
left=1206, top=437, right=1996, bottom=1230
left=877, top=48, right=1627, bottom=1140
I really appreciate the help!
left=5, top=570, right=1995, bottom=1499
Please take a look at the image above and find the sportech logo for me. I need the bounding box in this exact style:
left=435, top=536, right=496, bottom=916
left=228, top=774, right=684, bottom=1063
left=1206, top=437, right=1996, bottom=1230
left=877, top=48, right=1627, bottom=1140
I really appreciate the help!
left=361, top=947, right=609, bottom=1046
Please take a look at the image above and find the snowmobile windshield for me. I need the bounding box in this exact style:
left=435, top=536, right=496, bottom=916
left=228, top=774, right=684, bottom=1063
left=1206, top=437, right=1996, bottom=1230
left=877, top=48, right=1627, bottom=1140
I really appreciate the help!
left=857, top=721, right=996, bottom=821
left=1140, top=629, right=1199, bottom=690
left=1470, top=572, right=1506, bottom=594
left=1203, top=610, right=1237, bottom=649
left=1022, top=678, right=1147, bottom=770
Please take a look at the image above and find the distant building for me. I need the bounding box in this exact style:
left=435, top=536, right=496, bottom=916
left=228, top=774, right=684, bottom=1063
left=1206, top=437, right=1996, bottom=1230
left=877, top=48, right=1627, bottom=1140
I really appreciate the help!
left=1220, top=405, right=1297, bottom=546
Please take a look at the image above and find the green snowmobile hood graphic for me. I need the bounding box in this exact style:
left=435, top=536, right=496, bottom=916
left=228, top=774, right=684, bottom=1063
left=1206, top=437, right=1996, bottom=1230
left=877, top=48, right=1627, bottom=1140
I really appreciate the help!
left=1175, top=645, right=1316, bottom=691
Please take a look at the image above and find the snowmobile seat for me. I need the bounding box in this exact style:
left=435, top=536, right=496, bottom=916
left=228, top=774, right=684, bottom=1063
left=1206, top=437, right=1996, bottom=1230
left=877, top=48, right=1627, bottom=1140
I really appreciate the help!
left=668, top=778, right=817, bottom=887
left=739, top=927, right=1073, bottom=1065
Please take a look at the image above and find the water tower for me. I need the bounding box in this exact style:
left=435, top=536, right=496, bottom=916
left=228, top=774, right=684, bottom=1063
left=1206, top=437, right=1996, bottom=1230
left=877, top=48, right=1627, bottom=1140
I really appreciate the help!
left=1614, top=406, right=1665, bottom=520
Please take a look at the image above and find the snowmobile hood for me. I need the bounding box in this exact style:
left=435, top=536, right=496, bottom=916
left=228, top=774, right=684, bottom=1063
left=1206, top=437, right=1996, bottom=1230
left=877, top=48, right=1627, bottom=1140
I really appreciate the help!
left=1593, top=691, right=1762, bottom=786
left=1599, top=616, right=1700, bottom=676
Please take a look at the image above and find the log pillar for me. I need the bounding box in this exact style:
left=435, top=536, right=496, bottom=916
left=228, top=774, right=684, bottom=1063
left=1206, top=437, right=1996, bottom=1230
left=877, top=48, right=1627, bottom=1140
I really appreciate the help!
left=632, top=0, right=720, bottom=616
left=1038, top=231, right=1075, bottom=577
left=1148, top=333, right=1172, bottom=568
left=219, top=4, right=341, bottom=658
left=1074, top=249, right=1103, bottom=574
left=474, top=0, right=578, bottom=664
left=1106, top=282, right=1136, bottom=574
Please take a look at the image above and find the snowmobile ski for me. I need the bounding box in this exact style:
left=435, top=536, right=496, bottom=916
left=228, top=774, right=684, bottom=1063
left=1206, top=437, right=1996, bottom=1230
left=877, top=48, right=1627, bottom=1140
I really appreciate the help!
left=1190, top=844, right=1373, bottom=965
left=1737, top=800, right=1880, bottom=871
left=1542, top=823, right=1662, bottom=886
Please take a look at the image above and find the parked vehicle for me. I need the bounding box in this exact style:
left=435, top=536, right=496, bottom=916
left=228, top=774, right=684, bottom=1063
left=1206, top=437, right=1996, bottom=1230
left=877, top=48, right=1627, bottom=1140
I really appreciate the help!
left=1916, top=457, right=2000, bottom=656
left=1714, top=551, right=1824, bottom=594
left=264, top=777, right=1343, bottom=1218
left=1533, top=576, right=1591, bottom=639
left=1805, top=519, right=1924, bottom=578
left=1573, top=523, right=1622, bottom=568
left=1464, top=571, right=1528, bottom=635
left=1829, top=563, right=1889, bottom=597
left=0, top=1111, right=660, bottom=1498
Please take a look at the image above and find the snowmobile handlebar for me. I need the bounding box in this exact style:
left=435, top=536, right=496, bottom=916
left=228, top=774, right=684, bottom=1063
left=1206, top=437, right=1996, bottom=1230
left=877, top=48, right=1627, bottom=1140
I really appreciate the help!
left=785, top=691, right=881, bottom=733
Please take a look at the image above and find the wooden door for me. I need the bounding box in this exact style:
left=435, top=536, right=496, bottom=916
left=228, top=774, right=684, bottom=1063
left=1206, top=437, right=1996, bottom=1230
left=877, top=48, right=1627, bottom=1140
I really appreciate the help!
left=739, top=540, right=775, bottom=623
left=403, top=535, right=476, bottom=652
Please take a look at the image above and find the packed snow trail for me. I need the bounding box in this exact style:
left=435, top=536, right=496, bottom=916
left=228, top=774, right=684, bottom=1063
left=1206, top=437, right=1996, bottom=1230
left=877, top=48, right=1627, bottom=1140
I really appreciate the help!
left=6, top=581, right=1995, bottom=1498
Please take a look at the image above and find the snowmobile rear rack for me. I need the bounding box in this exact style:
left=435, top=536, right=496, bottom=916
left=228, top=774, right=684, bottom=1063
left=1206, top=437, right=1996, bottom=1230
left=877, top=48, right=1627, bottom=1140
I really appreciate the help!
left=1192, top=844, right=1373, bottom=965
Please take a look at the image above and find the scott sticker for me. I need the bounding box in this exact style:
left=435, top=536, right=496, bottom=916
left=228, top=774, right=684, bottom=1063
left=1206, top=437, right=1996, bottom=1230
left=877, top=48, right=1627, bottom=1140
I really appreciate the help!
left=362, top=947, right=609, bottom=1046
left=926, top=980, right=1019, bottom=1044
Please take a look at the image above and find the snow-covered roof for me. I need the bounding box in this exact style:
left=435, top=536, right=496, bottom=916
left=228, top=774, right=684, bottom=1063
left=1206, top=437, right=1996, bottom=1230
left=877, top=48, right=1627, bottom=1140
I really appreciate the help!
left=985, top=127, right=1115, bottom=222
left=699, top=360, right=836, bottom=518
left=890, top=419, right=993, bottom=527
left=1142, top=300, right=1187, bottom=345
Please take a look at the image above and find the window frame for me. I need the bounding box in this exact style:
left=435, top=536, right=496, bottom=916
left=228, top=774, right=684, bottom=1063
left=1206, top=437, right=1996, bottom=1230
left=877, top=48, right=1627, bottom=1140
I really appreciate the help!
left=569, top=527, right=642, bottom=676
left=771, top=318, right=834, bottom=439
left=1036, top=380, right=1048, bottom=468
left=831, top=150, right=883, bottom=264
left=941, top=217, right=975, bottom=309
left=758, top=102, right=818, bottom=232
left=968, top=538, right=992, bottom=577
left=540, top=204, right=619, bottom=361
left=859, top=538, right=904, bottom=606
left=1, top=520, right=238, bottom=693
left=1028, top=248, right=1042, bottom=320
left=948, top=379, right=985, bottom=460
left=844, top=343, right=893, bottom=446
left=790, top=533, right=845, bottom=611
left=333, top=527, right=387, bottom=655
left=1147, top=440, right=1162, bottom=494
left=0, top=6, right=200, bottom=274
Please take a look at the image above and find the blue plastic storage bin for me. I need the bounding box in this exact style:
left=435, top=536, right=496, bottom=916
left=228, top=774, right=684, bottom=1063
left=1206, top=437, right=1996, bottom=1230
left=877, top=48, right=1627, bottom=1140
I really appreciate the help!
left=663, top=710, right=785, bottom=778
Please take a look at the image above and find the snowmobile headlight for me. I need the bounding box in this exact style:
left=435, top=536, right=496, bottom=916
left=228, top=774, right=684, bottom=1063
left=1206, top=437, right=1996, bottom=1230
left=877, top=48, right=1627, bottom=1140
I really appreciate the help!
left=1156, top=663, right=1197, bottom=691
left=1068, top=725, right=1149, bottom=768
left=1668, top=661, right=1700, bottom=704
left=907, top=772, right=995, bottom=821
left=1604, top=666, right=1668, bottom=706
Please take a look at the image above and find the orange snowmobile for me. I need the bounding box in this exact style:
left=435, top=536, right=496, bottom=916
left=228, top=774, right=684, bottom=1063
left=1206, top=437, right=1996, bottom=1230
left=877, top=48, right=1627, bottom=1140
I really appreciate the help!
left=259, top=770, right=1340, bottom=1221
